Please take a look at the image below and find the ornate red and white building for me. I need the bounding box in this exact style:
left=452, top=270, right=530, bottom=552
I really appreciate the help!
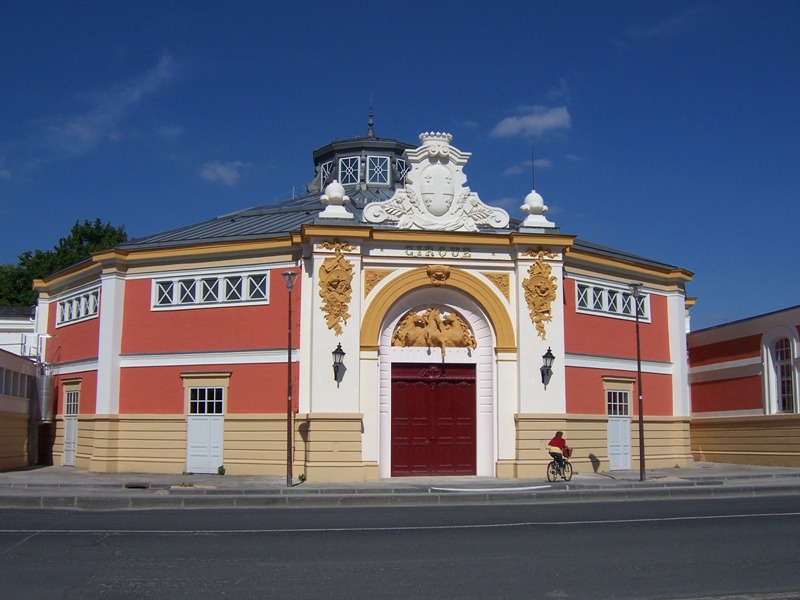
left=32, top=127, right=694, bottom=480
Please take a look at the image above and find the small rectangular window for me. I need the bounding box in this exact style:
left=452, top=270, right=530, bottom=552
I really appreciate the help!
left=592, top=288, right=604, bottom=311
left=577, top=284, right=589, bottom=309
left=607, top=390, right=629, bottom=416
left=396, top=159, right=409, bottom=185
left=65, top=390, right=79, bottom=416
left=320, top=160, right=333, bottom=186
left=225, top=276, right=243, bottom=301
left=367, top=156, right=390, bottom=185
left=201, top=279, right=219, bottom=303
left=156, top=281, right=174, bottom=306
left=248, top=274, right=267, bottom=300
left=189, top=387, right=224, bottom=415
left=622, top=293, right=634, bottom=316
left=339, top=156, right=359, bottom=185
left=179, top=280, right=196, bottom=304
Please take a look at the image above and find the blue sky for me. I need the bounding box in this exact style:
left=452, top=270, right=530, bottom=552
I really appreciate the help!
left=1, top=1, right=798, bottom=330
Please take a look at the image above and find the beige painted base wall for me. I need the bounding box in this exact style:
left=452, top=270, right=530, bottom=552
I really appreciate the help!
left=47, top=411, right=693, bottom=480
left=501, top=414, right=693, bottom=478
left=691, top=414, right=800, bottom=467
left=48, top=412, right=375, bottom=480
left=0, top=411, right=28, bottom=471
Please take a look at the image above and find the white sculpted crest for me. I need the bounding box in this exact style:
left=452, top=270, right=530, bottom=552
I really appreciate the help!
left=363, top=132, right=509, bottom=232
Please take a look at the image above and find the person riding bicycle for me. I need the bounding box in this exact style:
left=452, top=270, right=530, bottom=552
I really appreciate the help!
left=548, top=431, right=571, bottom=476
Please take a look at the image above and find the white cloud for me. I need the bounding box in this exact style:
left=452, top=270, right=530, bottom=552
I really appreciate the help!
left=2, top=52, right=179, bottom=172
left=502, top=158, right=553, bottom=177
left=628, top=7, right=707, bottom=39
left=490, top=106, right=571, bottom=138
left=200, top=161, right=252, bottom=187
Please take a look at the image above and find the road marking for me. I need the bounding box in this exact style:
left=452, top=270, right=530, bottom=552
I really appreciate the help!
left=1, top=511, right=800, bottom=536
left=429, top=485, right=552, bottom=492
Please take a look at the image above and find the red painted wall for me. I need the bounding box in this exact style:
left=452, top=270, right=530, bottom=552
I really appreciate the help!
left=121, top=272, right=301, bottom=354
left=49, top=316, right=99, bottom=363
left=53, top=371, right=98, bottom=415
left=566, top=366, right=674, bottom=416
left=691, top=376, right=763, bottom=413
left=688, top=335, right=761, bottom=367
left=119, top=363, right=298, bottom=414
left=563, top=279, right=671, bottom=362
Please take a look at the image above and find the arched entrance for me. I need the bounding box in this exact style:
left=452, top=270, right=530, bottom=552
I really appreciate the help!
left=377, top=288, right=497, bottom=478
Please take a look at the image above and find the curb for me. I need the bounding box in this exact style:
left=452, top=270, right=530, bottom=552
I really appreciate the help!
left=2, top=481, right=800, bottom=511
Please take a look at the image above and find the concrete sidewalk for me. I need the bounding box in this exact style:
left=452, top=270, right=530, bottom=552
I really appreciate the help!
left=2, top=462, right=800, bottom=511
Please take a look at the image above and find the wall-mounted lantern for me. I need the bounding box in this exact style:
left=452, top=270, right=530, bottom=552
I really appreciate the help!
left=541, top=347, right=555, bottom=386
left=332, top=343, right=346, bottom=384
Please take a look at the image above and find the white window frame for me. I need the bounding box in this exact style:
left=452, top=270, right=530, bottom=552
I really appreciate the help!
left=56, top=287, right=100, bottom=327
left=65, top=389, right=79, bottom=416
left=152, top=269, right=270, bottom=310
left=607, top=390, right=630, bottom=416
left=320, top=160, right=334, bottom=187
left=339, top=156, right=360, bottom=185
left=366, top=155, right=390, bottom=185
left=396, top=158, right=409, bottom=185
left=189, top=386, right=225, bottom=415
left=762, top=328, right=799, bottom=415
left=574, top=279, right=650, bottom=322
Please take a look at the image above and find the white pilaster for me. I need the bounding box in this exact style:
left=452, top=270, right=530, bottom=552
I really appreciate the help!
left=667, top=290, right=691, bottom=417
left=516, top=254, right=566, bottom=414
left=95, top=272, right=126, bottom=415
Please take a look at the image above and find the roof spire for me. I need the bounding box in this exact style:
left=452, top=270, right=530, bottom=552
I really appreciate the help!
left=366, top=100, right=375, bottom=139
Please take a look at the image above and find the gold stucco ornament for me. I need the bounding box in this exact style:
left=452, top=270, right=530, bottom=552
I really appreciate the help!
left=318, top=246, right=353, bottom=335
left=391, top=307, right=477, bottom=355
left=522, top=249, right=558, bottom=340
left=426, top=265, right=450, bottom=286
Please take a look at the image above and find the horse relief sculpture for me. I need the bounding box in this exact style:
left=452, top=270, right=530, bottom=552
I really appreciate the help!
left=391, top=307, right=477, bottom=355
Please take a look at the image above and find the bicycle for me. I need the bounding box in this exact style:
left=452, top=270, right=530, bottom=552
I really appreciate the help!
left=546, top=448, right=573, bottom=482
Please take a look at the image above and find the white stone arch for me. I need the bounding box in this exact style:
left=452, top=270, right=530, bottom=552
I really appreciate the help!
left=377, top=287, right=497, bottom=478
left=762, top=326, right=800, bottom=414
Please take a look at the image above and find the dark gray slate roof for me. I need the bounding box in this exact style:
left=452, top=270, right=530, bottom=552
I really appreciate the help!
left=119, top=187, right=400, bottom=251
left=570, top=238, right=684, bottom=272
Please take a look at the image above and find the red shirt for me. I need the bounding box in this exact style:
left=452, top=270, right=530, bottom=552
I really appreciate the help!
left=549, top=435, right=567, bottom=452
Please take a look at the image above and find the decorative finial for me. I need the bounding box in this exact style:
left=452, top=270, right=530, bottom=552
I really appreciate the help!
left=366, top=102, right=375, bottom=139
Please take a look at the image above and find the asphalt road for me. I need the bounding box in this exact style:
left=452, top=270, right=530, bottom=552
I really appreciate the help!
left=1, top=495, right=799, bottom=599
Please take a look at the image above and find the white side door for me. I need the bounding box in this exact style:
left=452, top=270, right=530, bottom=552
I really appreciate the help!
left=63, top=390, right=79, bottom=466
left=607, top=416, right=631, bottom=470
left=186, top=386, right=224, bottom=474
left=186, top=416, right=224, bottom=474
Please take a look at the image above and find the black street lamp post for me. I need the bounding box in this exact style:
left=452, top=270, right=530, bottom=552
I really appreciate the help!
left=282, top=270, right=297, bottom=488
left=630, top=282, right=645, bottom=482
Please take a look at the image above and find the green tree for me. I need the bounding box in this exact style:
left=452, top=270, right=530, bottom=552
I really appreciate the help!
left=0, top=219, right=127, bottom=306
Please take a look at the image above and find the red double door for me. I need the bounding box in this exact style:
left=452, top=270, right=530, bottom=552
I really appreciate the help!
left=391, top=363, right=476, bottom=476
